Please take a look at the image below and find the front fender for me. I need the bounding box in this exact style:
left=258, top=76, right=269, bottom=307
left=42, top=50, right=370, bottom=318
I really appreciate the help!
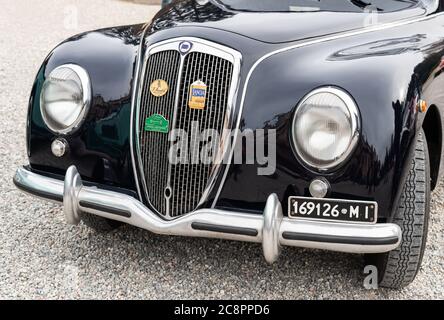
left=214, top=16, right=444, bottom=220
left=27, top=24, right=146, bottom=193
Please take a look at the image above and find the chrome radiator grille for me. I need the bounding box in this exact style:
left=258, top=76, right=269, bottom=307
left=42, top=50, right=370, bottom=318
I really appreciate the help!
left=138, top=50, right=181, bottom=215
left=136, top=40, right=238, bottom=219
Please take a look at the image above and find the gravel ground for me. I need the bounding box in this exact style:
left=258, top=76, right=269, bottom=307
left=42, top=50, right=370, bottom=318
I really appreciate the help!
left=0, top=0, right=443, bottom=300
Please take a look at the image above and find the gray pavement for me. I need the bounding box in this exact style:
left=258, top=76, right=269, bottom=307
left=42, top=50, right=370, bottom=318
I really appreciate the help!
left=0, top=0, right=443, bottom=299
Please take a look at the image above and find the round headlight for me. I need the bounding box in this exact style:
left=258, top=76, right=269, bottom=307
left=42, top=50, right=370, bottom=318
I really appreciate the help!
left=40, top=64, right=91, bottom=134
left=291, top=87, right=360, bottom=171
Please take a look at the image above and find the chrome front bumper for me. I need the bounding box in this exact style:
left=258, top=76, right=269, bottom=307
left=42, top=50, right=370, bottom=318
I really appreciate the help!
left=13, top=166, right=402, bottom=263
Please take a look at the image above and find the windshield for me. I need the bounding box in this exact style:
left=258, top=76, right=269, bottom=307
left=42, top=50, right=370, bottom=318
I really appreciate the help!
left=215, top=0, right=435, bottom=13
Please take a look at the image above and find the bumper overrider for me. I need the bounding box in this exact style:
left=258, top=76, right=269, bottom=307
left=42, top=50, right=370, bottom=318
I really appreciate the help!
left=13, top=165, right=402, bottom=263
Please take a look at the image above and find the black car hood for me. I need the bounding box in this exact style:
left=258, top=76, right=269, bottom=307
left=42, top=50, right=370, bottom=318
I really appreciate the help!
left=151, top=0, right=429, bottom=44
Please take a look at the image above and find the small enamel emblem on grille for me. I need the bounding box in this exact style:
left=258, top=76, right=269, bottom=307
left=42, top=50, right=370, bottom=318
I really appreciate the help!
left=144, top=114, right=169, bottom=134
left=150, top=79, right=169, bottom=97
left=188, top=80, right=207, bottom=110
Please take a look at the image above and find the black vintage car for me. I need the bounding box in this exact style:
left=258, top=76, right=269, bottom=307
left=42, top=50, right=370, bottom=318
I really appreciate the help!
left=13, top=0, right=444, bottom=289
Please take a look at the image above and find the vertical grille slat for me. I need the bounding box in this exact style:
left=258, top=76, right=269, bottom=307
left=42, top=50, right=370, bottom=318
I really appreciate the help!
left=138, top=45, right=235, bottom=218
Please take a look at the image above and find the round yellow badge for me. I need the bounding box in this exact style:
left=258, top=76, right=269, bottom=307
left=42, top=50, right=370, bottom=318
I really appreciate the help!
left=150, top=79, right=169, bottom=97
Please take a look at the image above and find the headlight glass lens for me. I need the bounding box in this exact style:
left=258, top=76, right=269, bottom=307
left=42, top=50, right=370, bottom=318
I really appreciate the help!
left=40, top=65, right=91, bottom=133
left=292, top=87, right=360, bottom=170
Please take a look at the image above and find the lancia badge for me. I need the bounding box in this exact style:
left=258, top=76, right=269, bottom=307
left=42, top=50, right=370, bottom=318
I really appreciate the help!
left=189, top=80, right=207, bottom=110
left=179, top=41, right=193, bottom=55
left=150, top=79, right=169, bottom=97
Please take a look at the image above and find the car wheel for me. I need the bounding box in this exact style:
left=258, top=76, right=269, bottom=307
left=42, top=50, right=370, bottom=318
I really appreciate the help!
left=79, top=212, right=123, bottom=232
left=365, top=129, right=431, bottom=289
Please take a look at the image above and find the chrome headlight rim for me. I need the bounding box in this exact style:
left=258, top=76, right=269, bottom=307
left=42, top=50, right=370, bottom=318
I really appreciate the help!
left=40, top=64, right=92, bottom=135
left=291, top=86, right=361, bottom=172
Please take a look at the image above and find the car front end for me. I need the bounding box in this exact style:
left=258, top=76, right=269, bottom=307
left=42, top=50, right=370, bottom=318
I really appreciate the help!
left=14, top=0, right=443, bottom=287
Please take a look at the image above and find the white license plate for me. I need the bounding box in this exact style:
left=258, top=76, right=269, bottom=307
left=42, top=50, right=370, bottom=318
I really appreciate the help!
left=288, top=196, right=378, bottom=224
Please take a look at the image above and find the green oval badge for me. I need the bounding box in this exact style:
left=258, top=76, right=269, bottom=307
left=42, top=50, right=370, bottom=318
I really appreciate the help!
left=144, top=114, right=169, bottom=134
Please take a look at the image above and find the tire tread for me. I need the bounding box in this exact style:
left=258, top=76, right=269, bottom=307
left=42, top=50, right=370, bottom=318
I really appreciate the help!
left=377, top=131, right=430, bottom=288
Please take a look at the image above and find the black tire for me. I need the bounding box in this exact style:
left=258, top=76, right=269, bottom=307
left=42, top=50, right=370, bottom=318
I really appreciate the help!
left=365, top=130, right=431, bottom=289
left=79, top=212, right=123, bottom=233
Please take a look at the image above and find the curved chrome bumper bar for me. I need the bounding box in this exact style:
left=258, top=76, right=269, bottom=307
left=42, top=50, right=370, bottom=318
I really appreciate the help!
left=13, top=166, right=402, bottom=263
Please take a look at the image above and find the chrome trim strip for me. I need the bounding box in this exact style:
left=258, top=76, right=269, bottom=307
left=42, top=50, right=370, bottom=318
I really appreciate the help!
left=132, top=36, right=242, bottom=219
left=130, top=26, right=149, bottom=201
left=211, top=11, right=444, bottom=207
left=13, top=166, right=403, bottom=262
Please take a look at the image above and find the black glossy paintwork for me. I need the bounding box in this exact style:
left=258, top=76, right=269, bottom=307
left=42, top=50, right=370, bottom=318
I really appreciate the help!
left=211, top=18, right=444, bottom=219
left=27, top=0, right=444, bottom=221
left=28, top=24, right=145, bottom=191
